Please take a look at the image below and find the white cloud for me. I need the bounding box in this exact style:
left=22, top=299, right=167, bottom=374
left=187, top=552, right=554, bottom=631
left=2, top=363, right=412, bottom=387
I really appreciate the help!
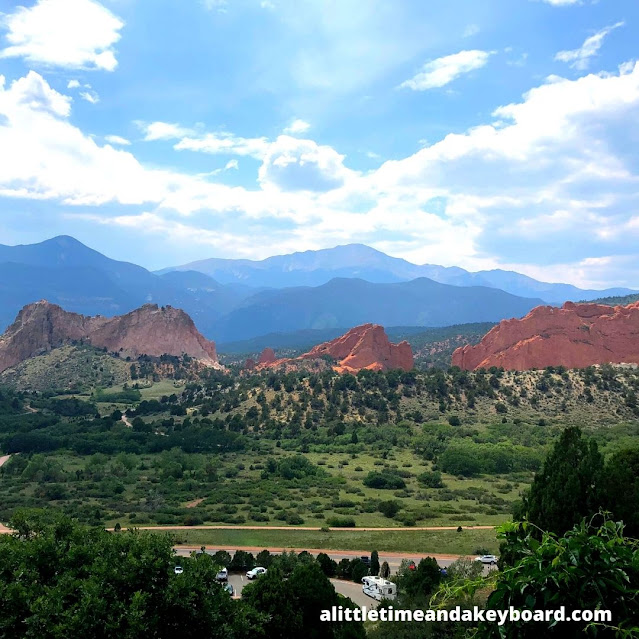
left=2, top=71, right=72, bottom=117
left=80, top=91, right=99, bottom=104
left=2, top=65, right=639, bottom=286
left=225, top=159, right=239, bottom=170
left=539, top=0, right=581, bottom=5
left=105, top=135, right=130, bottom=146
left=0, top=0, right=124, bottom=71
left=67, top=80, right=80, bottom=89
left=139, top=121, right=195, bottom=141
left=258, top=135, right=356, bottom=192
left=555, top=22, right=625, bottom=70
left=175, top=131, right=270, bottom=159
left=400, top=50, right=493, bottom=91
left=284, top=119, right=311, bottom=134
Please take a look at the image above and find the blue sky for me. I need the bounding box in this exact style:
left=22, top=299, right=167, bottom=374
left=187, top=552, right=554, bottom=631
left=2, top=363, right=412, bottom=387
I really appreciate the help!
left=0, top=0, right=638, bottom=288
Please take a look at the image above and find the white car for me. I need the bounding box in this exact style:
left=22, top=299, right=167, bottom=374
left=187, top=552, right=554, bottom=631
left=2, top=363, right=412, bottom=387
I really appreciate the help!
left=475, top=555, right=498, bottom=565
left=246, top=567, right=267, bottom=580
left=174, top=566, right=184, bottom=574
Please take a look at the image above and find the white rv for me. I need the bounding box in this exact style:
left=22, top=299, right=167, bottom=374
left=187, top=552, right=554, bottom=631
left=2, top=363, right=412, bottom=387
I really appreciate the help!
left=362, top=576, right=397, bottom=601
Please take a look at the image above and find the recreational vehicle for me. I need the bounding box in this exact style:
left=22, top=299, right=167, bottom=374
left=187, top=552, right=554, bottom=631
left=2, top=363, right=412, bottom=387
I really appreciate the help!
left=362, top=576, right=397, bottom=601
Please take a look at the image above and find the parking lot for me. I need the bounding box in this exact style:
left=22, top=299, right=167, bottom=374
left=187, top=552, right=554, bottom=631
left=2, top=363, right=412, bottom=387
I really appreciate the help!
left=225, top=573, right=378, bottom=607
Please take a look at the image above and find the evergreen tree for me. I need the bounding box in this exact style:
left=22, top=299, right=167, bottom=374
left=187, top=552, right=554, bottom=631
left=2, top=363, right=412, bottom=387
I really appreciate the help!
left=602, top=448, right=639, bottom=538
left=370, top=550, right=380, bottom=576
left=516, top=427, right=604, bottom=536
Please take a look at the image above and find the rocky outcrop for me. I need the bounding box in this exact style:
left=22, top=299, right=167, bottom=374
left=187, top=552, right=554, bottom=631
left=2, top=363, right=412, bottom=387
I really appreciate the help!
left=301, top=324, right=413, bottom=373
left=452, top=301, right=639, bottom=371
left=253, top=324, right=413, bottom=374
left=0, top=300, right=221, bottom=374
left=257, top=348, right=277, bottom=365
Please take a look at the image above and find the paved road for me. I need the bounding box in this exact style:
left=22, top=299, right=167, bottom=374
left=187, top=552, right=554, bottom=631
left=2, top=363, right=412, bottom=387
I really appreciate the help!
left=174, top=546, right=466, bottom=571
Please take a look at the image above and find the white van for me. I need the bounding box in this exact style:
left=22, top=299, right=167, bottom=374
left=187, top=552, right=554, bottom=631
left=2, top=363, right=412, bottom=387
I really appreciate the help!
left=362, top=576, right=397, bottom=601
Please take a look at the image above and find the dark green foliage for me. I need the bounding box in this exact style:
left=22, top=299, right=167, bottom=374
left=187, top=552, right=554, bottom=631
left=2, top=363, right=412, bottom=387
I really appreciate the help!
left=440, top=441, right=541, bottom=477
left=262, top=454, right=324, bottom=480
left=327, top=516, right=356, bottom=528
left=397, top=557, right=442, bottom=602
left=349, top=558, right=369, bottom=584
left=602, top=448, right=639, bottom=538
left=370, top=550, right=380, bottom=576
left=516, top=427, right=604, bottom=536
left=417, top=470, right=444, bottom=488
left=228, top=549, right=255, bottom=571
left=317, top=552, right=337, bottom=577
left=0, top=511, right=257, bottom=638
left=363, top=470, right=406, bottom=489
left=378, top=500, right=401, bottom=518
left=479, top=519, right=639, bottom=638
left=242, top=560, right=365, bottom=639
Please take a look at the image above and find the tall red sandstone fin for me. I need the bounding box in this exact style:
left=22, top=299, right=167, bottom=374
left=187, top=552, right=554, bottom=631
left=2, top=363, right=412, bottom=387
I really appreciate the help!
left=258, top=347, right=277, bottom=365
left=301, top=324, right=413, bottom=373
left=452, top=301, right=639, bottom=371
left=0, top=301, right=222, bottom=374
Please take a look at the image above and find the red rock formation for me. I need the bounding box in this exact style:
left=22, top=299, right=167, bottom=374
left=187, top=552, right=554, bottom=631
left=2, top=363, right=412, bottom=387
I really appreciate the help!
left=244, top=358, right=256, bottom=370
left=452, top=301, right=639, bottom=371
left=258, top=347, right=277, bottom=365
left=251, top=325, right=413, bottom=374
left=0, top=300, right=221, bottom=374
left=296, top=324, right=412, bottom=373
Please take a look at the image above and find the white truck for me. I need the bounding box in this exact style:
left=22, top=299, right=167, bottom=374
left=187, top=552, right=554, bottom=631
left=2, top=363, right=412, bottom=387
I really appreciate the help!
left=362, top=576, right=397, bottom=601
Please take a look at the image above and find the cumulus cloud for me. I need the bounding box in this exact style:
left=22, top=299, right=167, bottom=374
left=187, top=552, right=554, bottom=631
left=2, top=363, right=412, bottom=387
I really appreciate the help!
left=104, top=135, right=130, bottom=146
left=258, top=135, right=356, bottom=192
left=400, top=50, right=493, bottom=91
left=555, top=22, right=625, bottom=70
left=67, top=80, right=80, bottom=89
left=0, top=0, right=124, bottom=71
left=2, top=65, right=639, bottom=286
left=539, top=0, right=581, bottom=5
left=2, top=71, right=72, bottom=117
left=284, top=119, right=311, bottom=134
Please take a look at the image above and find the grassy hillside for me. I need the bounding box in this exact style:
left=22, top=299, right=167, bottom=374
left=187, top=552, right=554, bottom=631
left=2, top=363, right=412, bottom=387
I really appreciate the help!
left=0, top=345, right=131, bottom=392
left=1, top=362, right=638, bottom=555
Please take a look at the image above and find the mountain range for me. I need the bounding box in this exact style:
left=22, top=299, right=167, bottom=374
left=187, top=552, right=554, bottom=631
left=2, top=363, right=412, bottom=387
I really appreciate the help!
left=158, top=243, right=635, bottom=303
left=0, top=236, right=635, bottom=344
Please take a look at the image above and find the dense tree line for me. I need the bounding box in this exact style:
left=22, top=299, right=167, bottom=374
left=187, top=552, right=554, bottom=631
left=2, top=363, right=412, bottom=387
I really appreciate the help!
left=0, top=511, right=364, bottom=639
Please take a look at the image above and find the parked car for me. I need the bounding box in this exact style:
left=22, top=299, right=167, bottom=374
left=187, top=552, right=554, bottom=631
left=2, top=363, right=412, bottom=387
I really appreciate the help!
left=246, top=567, right=267, bottom=580
left=475, top=555, right=498, bottom=565
left=174, top=566, right=184, bottom=574
left=223, top=583, right=234, bottom=596
left=216, top=568, right=228, bottom=582
left=360, top=556, right=371, bottom=566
